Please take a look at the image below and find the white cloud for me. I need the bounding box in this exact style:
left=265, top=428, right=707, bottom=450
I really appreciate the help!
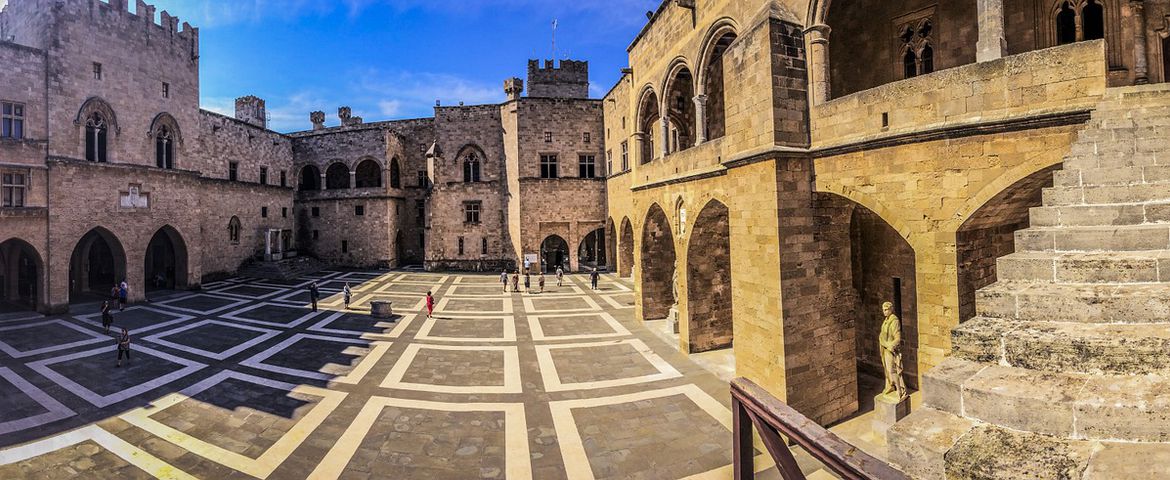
left=377, top=99, right=402, bottom=117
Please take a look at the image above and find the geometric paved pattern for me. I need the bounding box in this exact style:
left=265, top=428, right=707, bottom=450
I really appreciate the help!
left=0, top=270, right=774, bottom=479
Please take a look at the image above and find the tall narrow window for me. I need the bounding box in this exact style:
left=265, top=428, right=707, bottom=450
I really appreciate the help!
left=155, top=126, right=174, bottom=169
left=390, top=159, right=401, bottom=188
left=583, top=132, right=591, bottom=143
left=162, top=82, right=170, bottom=98
left=229, top=161, right=238, bottom=181
left=93, top=62, right=102, bottom=80
left=540, top=154, right=559, bottom=179
left=261, top=206, right=268, bottom=218
left=259, top=167, right=268, bottom=185
left=2, top=173, right=26, bottom=207
left=902, top=50, right=918, bottom=79
left=458, top=237, right=465, bottom=256
left=1083, top=0, right=1105, bottom=41
left=342, top=240, right=349, bottom=253
left=481, top=237, right=488, bottom=255
left=578, top=154, right=596, bottom=178
left=1, top=102, right=24, bottom=139
left=416, top=200, right=425, bottom=226
left=463, top=152, right=481, bottom=182
left=920, top=45, right=934, bottom=75
left=280, top=170, right=287, bottom=187
left=1056, top=2, right=1077, bottom=45
left=620, top=141, right=629, bottom=171
left=418, top=170, right=428, bottom=188
left=228, top=216, right=241, bottom=244
left=85, top=112, right=108, bottom=162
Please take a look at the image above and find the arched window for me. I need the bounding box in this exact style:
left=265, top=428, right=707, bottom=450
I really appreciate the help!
left=228, top=216, right=241, bottom=244
left=155, top=125, right=174, bottom=169
left=325, top=162, right=350, bottom=189
left=298, top=165, right=320, bottom=191
left=85, top=112, right=108, bottom=162
left=354, top=159, right=382, bottom=188
left=903, top=50, right=918, bottom=79
left=463, top=152, right=481, bottom=183
left=1056, top=2, right=1077, bottom=45
left=1082, top=0, right=1104, bottom=41
left=920, top=45, right=934, bottom=75
left=390, top=158, right=401, bottom=188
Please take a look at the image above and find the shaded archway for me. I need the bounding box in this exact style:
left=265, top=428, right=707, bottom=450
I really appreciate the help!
left=145, top=226, right=189, bottom=292
left=606, top=218, right=618, bottom=271
left=395, top=230, right=406, bottom=267
left=354, top=159, right=382, bottom=188
left=69, top=227, right=127, bottom=301
left=849, top=204, right=918, bottom=389
left=664, top=63, right=695, bottom=153
left=541, top=235, right=570, bottom=273
left=637, top=88, right=660, bottom=164
left=640, top=204, right=676, bottom=320
left=701, top=30, right=737, bottom=141
left=957, top=165, right=1058, bottom=323
left=619, top=217, right=635, bottom=278
left=298, top=165, right=320, bottom=191
left=686, top=200, right=732, bottom=352
left=578, top=228, right=607, bottom=270
left=389, top=158, right=402, bottom=188
left=325, top=162, right=350, bottom=189
left=0, top=238, right=43, bottom=311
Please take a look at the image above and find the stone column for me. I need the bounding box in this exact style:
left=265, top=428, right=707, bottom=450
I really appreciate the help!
left=349, top=170, right=357, bottom=188
left=976, top=0, right=1007, bottom=62
left=319, top=173, right=326, bottom=190
left=660, top=117, right=670, bottom=158
left=1134, top=0, right=1150, bottom=84
left=693, top=94, right=708, bottom=146
left=805, top=24, right=832, bottom=105
left=632, top=132, right=648, bottom=165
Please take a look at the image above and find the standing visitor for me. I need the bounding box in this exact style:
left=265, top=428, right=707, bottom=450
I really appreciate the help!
left=101, top=301, right=114, bottom=334
left=538, top=273, right=546, bottom=293
left=500, top=270, right=508, bottom=292
left=524, top=272, right=531, bottom=293
left=590, top=268, right=600, bottom=290
left=118, top=280, right=128, bottom=311
left=308, top=282, right=320, bottom=312
left=556, top=266, right=564, bottom=287
left=512, top=272, right=520, bottom=293
left=115, top=327, right=131, bottom=367
left=426, top=291, right=435, bottom=318
left=342, top=283, right=352, bottom=310
left=110, top=284, right=119, bottom=305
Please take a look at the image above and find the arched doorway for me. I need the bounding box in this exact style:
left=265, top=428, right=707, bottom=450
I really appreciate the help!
left=640, top=204, right=676, bottom=321
left=619, top=217, right=635, bottom=278
left=298, top=165, right=320, bottom=191
left=578, top=228, right=607, bottom=271
left=145, top=226, right=188, bottom=292
left=686, top=200, right=732, bottom=352
left=69, top=227, right=127, bottom=302
left=540, top=235, right=569, bottom=273
left=0, top=239, right=43, bottom=311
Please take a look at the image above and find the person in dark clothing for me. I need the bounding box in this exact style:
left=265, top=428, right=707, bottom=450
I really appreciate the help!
left=590, top=268, right=600, bottom=290
left=115, top=328, right=131, bottom=367
left=523, top=273, right=531, bottom=293
left=309, top=282, right=320, bottom=312
left=101, top=301, right=114, bottom=334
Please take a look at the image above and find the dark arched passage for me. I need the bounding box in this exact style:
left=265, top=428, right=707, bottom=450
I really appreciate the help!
left=578, top=228, right=607, bottom=270
left=541, top=235, right=570, bottom=273
left=640, top=204, right=676, bottom=321
left=299, top=165, right=321, bottom=191
left=0, top=238, right=43, bottom=311
left=325, top=162, right=350, bottom=189
left=637, top=89, right=660, bottom=164
left=145, top=226, right=189, bottom=292
left=619, top=217, right=635, bottom=278
left=390, top=158, right=402, bottom=188
left=69, top=227, right=127, bottom=302
left=665, top=64, right=695, bottom=153
left=355, top=159, right=382, bottom=188
left=686, top=200, right=732, bottom=352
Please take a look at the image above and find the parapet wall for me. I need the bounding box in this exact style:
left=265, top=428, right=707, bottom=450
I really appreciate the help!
left=527, top=59, right=589, bottom=99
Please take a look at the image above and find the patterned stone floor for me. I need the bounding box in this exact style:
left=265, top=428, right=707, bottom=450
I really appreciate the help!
left=0, top=271, right=786, bottom=479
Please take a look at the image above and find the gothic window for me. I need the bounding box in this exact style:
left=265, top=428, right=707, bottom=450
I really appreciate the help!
left=463, top=152, right=481, bottom=183
left=897, top=19, right=934, bottom=79
left=228, top=216, right=241, bottom=244
left=155, top=125, right=174, bottom=169
left=1082, top=0, right=1104, bottom=41
left=85, top=112, right=108, bottom=162
left=390, top=158, right=401, bottom=188
left=1057, top=2, right=1077, bottom=45
left=920, top=45, right=935, bottom=75
left=903, top=50, right=918, bottom=79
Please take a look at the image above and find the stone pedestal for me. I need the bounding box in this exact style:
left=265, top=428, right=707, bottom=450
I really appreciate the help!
left=669, top=306, right=679, bottom=333
left=872, top=393, right=910, bottom=440
left=370, top=300, right=394, bottom=319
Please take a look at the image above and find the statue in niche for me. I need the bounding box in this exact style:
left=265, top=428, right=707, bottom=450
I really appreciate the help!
left=879, top=301, right=908, bottom=401
left=670, top=266, right=679, bottom=309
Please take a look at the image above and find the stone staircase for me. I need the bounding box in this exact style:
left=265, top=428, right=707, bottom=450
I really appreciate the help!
left=888, top=84, right=1170, bottom=479
left=236, top=255, right=327, bottom=281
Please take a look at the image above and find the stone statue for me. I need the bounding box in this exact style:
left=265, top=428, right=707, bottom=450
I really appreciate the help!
left=670, top=267, right=679, bottom=308
left=879, top=301, right=908, bottom=401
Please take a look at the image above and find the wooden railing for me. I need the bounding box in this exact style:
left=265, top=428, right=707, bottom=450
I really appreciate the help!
left=731, top=378, right=911, bottom=480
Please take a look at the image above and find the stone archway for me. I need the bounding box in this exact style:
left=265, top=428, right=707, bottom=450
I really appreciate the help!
left=640, top=204, right=676, bottom=321
left=664, top=62, right=696, bottom=153
left=0, top=238, right=43, bottom=311
left=325, top=162, right=350, bottom=189
left=619, top=217, right=635, bottom=278
left=540, top=235, right=570, bottom=273
left=685, top=200, right=732, bottom=352
left=578, top=228, right=607, bottom=270
left=69, top=227, right=127, bottom=302
left=355, top=159, right=382, bottom=188
left=700, top=31, right=737, bottom=141
left=637, top=88, right=661, bottom=164
left=299, top=165, right=321, bottom=191
left=145, top=226, right=189, bottom=292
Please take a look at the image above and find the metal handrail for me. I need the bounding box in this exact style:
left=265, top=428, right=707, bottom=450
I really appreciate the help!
left=731, top=377, right=911, bottom=480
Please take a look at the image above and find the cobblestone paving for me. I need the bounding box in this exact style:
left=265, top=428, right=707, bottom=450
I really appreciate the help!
left=0, top=271, right=768, bottom=479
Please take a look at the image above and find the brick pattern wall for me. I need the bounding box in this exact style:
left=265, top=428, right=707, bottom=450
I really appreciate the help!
left=685, top=201, right=732, bottom=352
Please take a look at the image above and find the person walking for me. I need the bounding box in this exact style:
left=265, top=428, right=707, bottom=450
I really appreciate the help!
left=556, top=266, right=564, bottom=287
left=512, top=272, right=520, bottom=293
left=100, top=301, right=114, bottom=334
left=110, top=284, right=120, bottom=304
left=342, top=283, right=352, bottom=310
left=308, top=282, right=320, bottom=312
left=590, top=267, right=600, bottom=290
left=118, top=280, right=128, bottom=311
left=500, top=270, right=508, bottom=293
left=524, top=272, right=532, bottom=293
left=538, top=273, right=546, bottom=293
left=425, top=291, right=435, bottom=318
left=115, top=327, right=131, bottom=367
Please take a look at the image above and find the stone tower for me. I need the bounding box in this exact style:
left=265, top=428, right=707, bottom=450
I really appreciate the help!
left=527, top=59, right=588, bottom=99
left=504, top=77, right=524, bottom=101
left=235, top=95, right=266, bottom=129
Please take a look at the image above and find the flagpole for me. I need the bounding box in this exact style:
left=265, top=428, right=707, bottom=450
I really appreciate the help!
left=552, top=19, right=557, bottom=61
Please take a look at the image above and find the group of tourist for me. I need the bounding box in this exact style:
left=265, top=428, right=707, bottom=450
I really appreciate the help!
left=98, top=280, right=132, bottom=367
left=497, top=266, right=601, bottom=292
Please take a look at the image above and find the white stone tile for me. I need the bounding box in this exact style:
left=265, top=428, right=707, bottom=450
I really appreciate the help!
left=535, top=338, right=681, bottom=392
left=0, top=367, right=75, bottom=435
left=28, top=345, right=206, bottom=408
left=141, top=320, right=281, bottom=360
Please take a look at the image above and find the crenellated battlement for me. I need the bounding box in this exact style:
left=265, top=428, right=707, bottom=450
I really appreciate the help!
left=526, top=59, right=589, bottom=99
left=1, top=0, right=198, bottom=60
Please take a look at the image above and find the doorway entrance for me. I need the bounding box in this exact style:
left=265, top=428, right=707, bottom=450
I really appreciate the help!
left=145, top=226, right=188, bottom=292
left=541, top=235, right=569, bottom=273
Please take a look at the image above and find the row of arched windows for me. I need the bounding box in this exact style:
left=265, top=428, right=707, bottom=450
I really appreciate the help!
left=298, top=158, right=400, bottom=191
left=79, top=99, right=178, bottom=170
left=1057, top=0, right=1105, bottom=45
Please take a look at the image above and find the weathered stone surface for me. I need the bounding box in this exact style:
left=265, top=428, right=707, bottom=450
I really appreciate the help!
left=887, top=408, right=975, bottom=480
left=944, top=426, right=1094, bottom=480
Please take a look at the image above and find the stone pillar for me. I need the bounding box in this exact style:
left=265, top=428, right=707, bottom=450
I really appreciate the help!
left=632, top=132, right=648, bottom=165
left=805, top=24, right=832, bottom=106
left=1134, top=0, right=1150, bottom=84
left=349, top=170, right=356, bottom=188
left=660, top=117, right=670, bottom=158
left=693, top=94, right=708, bottom=146
left=319, top=173, right=326, bottom=191
left=976, top=0, right=1007, bottom=62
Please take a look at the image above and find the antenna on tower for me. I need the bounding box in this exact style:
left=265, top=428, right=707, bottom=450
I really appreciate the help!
left=551, top=19, right=558, bottom=62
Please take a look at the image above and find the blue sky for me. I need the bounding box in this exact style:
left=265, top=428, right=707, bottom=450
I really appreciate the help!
left=76, top=0, right=659, bottom=132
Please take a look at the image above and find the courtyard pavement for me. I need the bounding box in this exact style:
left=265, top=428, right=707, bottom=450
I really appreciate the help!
left=0, top=270, right=782, bottom=479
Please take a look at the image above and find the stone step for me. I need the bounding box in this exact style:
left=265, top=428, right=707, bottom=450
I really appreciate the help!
left=1015, top=224, right=1170, bottom=252
left=976, top=281, right=1170, bottom=324
left=1052, top=164, right=1170, bottom=187
left=995, top=250, right=1170, bottom=283
left=1062, top=152, right=1160, bottom=170
left=951, top=317, right=1170, bottom=375
left=887, top=408, right=976, bottom=480
left=917, top=357, right=1170, bottom=442
left=1043, top=183, right=1170, bottom=206
left=1028, top=203, right=1170, bottom=227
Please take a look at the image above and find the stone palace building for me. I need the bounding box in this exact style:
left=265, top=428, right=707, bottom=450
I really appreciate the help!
left=5, top=0, right=1170, bottom=477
